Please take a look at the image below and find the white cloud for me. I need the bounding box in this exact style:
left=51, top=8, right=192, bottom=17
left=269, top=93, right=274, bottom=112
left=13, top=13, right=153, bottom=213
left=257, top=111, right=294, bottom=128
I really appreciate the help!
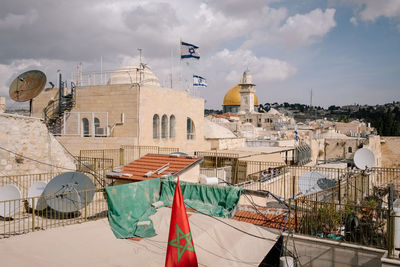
left=358, top=0, right=400, bottom=22
left=243, top=8, right=336, bottom=48
left=350, top=16, right=358, bottom=25
left=0, top=10, right=38, bottom=30
left=208, top=48, right=296, bottom=84
left=278, top=8, right=337, bottom=48
left=343, top=0, right=400, bottom=22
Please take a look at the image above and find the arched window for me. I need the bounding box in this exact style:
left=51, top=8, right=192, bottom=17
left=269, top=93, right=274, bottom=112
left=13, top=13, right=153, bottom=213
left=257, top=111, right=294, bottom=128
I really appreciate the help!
left=187, top=117, right=195, bottom=140
left=153, top=114, right=160, bottom=139
left=161, top=115, right=168, bottom=139
left=82, top=118, right=90, bottom=137
left=169, top=115, right=176, bottom=138
left=94, top=117, right=100, bottom=136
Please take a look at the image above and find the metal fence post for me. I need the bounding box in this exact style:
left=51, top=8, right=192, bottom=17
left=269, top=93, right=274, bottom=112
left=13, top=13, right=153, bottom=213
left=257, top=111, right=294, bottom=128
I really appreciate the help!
left=294, top=199, right=298, bottom=232
left=119, top=148, right=124, bottom=166
left=32, top=198, right=35, bottom=232
left=338, top=177, right=341, bottom=205
left=85, top=190, right=88, bottom=221
left=292, top=175, right=296, bottom=198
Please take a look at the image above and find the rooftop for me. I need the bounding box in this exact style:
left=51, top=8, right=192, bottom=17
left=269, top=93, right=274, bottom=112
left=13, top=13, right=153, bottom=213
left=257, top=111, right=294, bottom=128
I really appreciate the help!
left=107, top=153, right=202, bottom=181
left=0, top=207, right=279, bottom=267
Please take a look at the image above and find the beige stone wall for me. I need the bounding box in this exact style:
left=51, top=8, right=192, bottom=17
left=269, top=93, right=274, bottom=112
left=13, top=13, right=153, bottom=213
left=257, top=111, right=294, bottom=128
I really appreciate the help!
left=31, top=87, right=59, bottom=119
left=179, top=164, right=200, bottom=183
left=381, top=137, right=400, bottom=168
left=365, top=135, right=382, bottom=167
left=207, top=138, right=245, bottom=150
left=0, top=97, right=6, bottom=113
left=138, top=86, right=210, bottom=154
left=56, top=136, right=138, bottom=156
left=73, top=84, right=139, bottom=138
left=32, top=84, right=139, bottom=138
left=0, top=113, right=75, bottom=175
left=33, top=82, right=210, bottom=155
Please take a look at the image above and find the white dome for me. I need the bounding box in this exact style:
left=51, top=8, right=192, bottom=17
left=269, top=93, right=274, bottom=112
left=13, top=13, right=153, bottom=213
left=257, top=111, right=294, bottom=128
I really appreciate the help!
left=204, top=119, right=236, bottom=139
left=107, top=65, right=160, bottom=86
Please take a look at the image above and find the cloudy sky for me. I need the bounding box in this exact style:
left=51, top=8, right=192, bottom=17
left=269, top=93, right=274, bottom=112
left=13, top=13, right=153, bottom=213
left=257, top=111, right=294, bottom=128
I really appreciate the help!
left=1, top=0, right=399, bottom=110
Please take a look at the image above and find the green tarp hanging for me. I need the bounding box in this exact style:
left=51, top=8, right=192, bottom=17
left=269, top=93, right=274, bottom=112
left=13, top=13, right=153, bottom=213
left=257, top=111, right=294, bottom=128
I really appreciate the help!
left=160, top=179, right=242, bottom=218
left=106, top=178, right=161, bottom=238
left=106, top=177, right=243, bottom=239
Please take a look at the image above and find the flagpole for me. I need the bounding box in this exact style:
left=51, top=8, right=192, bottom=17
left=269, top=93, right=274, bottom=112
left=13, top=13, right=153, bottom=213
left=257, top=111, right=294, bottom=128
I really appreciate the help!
left=170, top=48, right=173, bottom=88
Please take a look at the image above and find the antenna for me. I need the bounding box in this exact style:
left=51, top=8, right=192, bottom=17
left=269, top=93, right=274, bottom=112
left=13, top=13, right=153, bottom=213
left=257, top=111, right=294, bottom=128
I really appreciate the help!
left=43, top=172, right=95, bottom=213
left=354, top=147, right=375, bottom=170
left=0, top=184, right=22, bottom=217
left=9, top=70, right=47, bottom=116
left=310, top=88, right=312, bottom=109
left=138, top=48, right=142, bottom=66
left=138, top=48, right=143, bottom=83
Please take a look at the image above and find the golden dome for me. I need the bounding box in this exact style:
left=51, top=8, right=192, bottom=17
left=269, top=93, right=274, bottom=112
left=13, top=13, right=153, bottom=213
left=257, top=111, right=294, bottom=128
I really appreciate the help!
left=223, top=85, right=258, bottom=106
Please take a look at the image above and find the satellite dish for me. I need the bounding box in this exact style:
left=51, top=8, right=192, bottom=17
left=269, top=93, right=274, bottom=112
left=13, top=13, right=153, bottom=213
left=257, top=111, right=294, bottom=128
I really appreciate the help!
left=43, top=172, right=95, bottom=213
left=0, top=184, right=22, bottom=217
left=354, top=148, right=375, bottom=170
left=27, top=181, right=48, bottom=211
left=9, top=70, right=47, bottom=102
left=299, top=171, right=336, bottom=195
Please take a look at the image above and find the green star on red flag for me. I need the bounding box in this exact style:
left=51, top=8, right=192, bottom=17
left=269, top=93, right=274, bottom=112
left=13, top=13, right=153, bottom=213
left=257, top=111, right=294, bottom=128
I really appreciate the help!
left=168, top=224, right=195, bottom=262
left=165, top=177, right=198, bottom=267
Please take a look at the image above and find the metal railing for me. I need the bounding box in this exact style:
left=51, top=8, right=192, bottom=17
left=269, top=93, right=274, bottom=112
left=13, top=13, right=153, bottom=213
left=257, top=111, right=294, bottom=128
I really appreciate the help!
left=200, top=166, right=232, bottom=184
left=0, top=188, right=107, bottom=239
left=295, top=198, right=388, bottom=249
left=77, top=157, right=114, bottom=187
left=80, top=145, right=179, bottom=168
left=0, top=173, right=61, bottom=198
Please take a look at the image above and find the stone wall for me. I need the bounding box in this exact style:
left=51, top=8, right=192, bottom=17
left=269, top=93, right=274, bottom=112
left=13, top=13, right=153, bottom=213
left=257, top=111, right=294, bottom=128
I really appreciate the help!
left=381, top=137, right=400, bottom=168
left=56, top=136, right=138, bottom=156
left=139, top=85, right=210, bottom=154
left=32, top=83, right=210, bottom=155
left=207, top=138, right=245, bottom=150
left=0, top=113, right=75, bottom=175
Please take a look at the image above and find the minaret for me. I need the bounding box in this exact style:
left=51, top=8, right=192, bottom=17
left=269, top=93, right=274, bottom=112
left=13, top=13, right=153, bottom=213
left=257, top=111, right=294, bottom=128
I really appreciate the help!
left=239, top=70, right=256, bottom=113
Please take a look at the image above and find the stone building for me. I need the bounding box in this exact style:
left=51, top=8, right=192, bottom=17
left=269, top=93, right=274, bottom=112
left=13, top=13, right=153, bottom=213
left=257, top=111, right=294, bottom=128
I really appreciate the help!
left=32, top=64, right=210, bottom=155
left=222, top=85, right=259, bottom=114
left=220, top=71, right=294, bottom=131
left=0, top=113, right=75, bottom=176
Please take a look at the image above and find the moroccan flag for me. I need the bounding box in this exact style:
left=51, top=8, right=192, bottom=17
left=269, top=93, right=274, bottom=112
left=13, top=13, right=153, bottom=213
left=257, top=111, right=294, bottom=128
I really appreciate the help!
left=165, top=178, right=198, bottom=267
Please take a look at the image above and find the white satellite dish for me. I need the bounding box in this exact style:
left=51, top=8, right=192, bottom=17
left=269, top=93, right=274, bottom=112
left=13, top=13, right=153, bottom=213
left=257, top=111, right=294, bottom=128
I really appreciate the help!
left=0, top=184, right=22, bottom=217
left=27, top=181, right=48, bottom=211
left=43, top=172, right=95, bottom=213
left=354, top=148, right=375, bottom=170
left=299, top=172, right=336, bottom=195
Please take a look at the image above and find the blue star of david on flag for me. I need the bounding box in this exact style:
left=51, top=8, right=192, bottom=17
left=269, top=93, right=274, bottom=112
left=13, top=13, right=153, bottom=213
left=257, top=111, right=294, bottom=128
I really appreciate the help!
left=193, top=75, right=207, bottom=87
left=181, top=41, right=200, bottom=59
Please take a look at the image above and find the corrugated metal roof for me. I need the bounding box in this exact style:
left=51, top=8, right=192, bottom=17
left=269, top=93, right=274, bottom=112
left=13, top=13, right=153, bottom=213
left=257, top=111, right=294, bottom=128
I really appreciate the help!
left=107, top=154, right=202, bottom=181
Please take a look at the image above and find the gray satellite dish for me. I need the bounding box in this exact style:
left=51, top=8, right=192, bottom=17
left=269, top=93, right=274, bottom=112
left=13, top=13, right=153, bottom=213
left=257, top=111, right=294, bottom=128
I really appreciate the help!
left=9, top=70, right=46, bottom=102
left=27, top=181, right=48, bottom=211
left=43, top=172, right=95, bottom=213
left=0, top=184, right=22, bottom=217
left=354, top=148, right=375, bottom=170
left=299, top=171, right=336, bottom=195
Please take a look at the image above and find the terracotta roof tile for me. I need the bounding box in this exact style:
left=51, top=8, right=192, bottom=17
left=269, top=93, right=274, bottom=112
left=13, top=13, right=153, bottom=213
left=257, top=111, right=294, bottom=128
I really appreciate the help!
left=233, top=210, right=298, bottom=230
left=108, top=154, right=202, bottom=181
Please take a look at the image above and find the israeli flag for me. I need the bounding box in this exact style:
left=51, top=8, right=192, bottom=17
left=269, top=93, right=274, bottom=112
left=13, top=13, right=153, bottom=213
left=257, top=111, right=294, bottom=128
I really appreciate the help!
left=193, top=75, right=207, bottom=87
left=181, top=41, right=200, bottom=59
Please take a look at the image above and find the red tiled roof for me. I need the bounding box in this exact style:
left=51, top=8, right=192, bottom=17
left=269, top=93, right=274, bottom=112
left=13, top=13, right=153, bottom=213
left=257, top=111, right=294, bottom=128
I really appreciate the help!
left=233, top=210, right=298, bottom=230
left=109, top=154, right=202, bottom=181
